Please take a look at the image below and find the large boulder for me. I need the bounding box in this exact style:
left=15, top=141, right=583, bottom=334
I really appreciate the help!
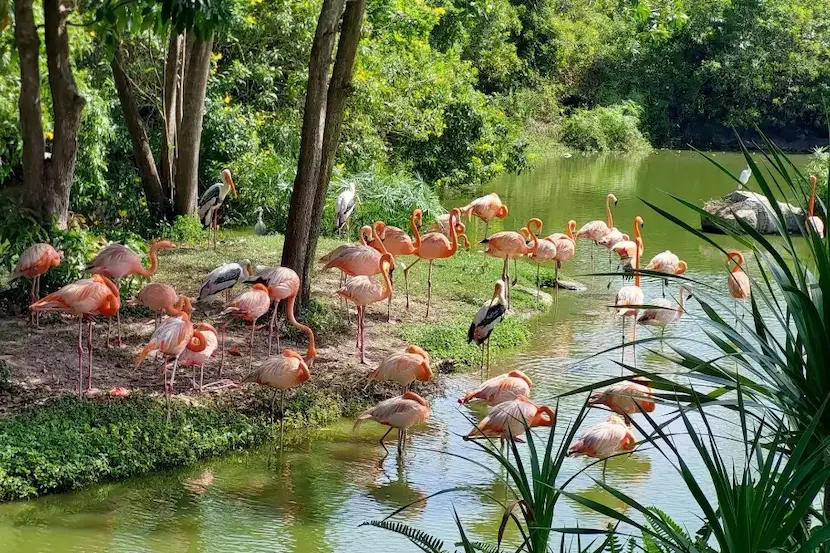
left=702, top=190, right=804, bottom=234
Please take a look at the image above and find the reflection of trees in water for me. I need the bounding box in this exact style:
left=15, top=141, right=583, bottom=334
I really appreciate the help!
left=567, top=452, right=652, bottom=519
left=367, top=457, right=427, bottom=520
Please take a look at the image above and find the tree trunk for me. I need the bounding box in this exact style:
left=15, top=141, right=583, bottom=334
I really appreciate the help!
left=14, top=0, right=45, bottom=216
left=281, top=0, right=346, bottom=304
left=173, top=31, right=213, bottom=216
left=301, top=0, right=366, bottom=304
left=160, top=32, right=184, bottom=200
left=41, top=0, right=85, bottom=228
left=111, top=44, right=172, bottom=221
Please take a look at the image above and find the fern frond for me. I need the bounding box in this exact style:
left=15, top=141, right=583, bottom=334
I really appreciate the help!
left=454, top=541, right=501, bottom=553
left=359, top=520, right=448, bottom=553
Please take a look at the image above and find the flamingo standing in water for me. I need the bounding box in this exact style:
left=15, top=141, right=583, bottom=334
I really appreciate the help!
left=135, top=283, right=192, bottom=328
left=248, top=266, right=316, bottom=359
left=221, top=283, right=271, bottom=370
left=465, top=396, right=555, bottom=445
left=459, top=370, right=532, bottom=406
left=468, top=280, right=508, bottom=377
left=336, top=253, right=394, bottom=363
left=369, top=210, right=422, bottom=320
left=459, top=192, right=508, bottom=240
left=403, top=208, right=462, bottom=318
left=527, top=227, right=557, bottom=303
left=576, top=193, right=617, bottom=266
left=179, top=322, right=219, bottom=390
left=726, top=250, right=751, bottom=321
left=638, top=284, right=692, bottom=339
left=135, top=312, right=207, bottom=394
left=87, top=240, right=176, bottom=347
left=367, top=345, right=433, bottom=393
left=11, top=243, right=62, bottom=328
left=807, top=175, right=825, bottom=237
left=546, top=220, right=577, bottom=285
left=613, top=217, right=644, bottom=367
left=483, top=218, right=540, bottom=307
left=354, top=391, right=431, bottom=455
left=646, top=250, right=688, bottom=297
left=568, top=415, right=637, bottom=480
left=30, top=275, right=120, bottom=395
left=588, top=378, right=656, bottom=419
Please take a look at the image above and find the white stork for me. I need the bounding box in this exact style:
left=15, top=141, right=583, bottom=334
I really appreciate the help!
left=198, top=260, right=254, bottom=303
left=334, top=182, right=357, bottom=239
left=198, top=169, right=237, bottom=250
left=738, top=166, right=752, bottom=189
left=467, top=280, right=508, bottom=378
left=254, top=207, right=267, bottom=236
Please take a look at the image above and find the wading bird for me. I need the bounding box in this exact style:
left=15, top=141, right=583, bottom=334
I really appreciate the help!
left=403, top=208, right=463, bottom=318
left=322, top=223, right=391, bottom=279
left=807, top=175, right=825, bottom=237
left=637, top=284, right=692, bottom=338
left=465, top=396, right=555, bottom=444
left=645, top=250, right=688, bottom=297
left=369, top=210, right=422, bottom=320
left=726, top=250, right=751, bottom=318
left=198, top=169, right=237, bottom=250
left=178, top=322, right=219, bottom=390
left=613, top=217, right=644, bottom=366
left=336, top=253, right=394, bottom=363
left=459, top=370, right=532, bottom=406
left=354, top=391, right=431, bottom=455
left=87, top=240, right=175, bottom=346
left=610, top=222, right=645, bottom=278
left=367, top=345, right=433, bottom=394
left=243, top=348, right=311, bottom=443
left=221, top=283, right=271, bottom=370
left=254, top=207, right=267, bottom=236
left=11, top=243, right=62, bottom=328
left=527, top=227, right=557, bottom=302
left=459, top=192, right=508, bottom=240
left=334, top=181, right=357, bottom=239
left=738, top=165, right=752, bottom=189
left=467, top=280, right=508, bottom=377
left=588, top=378, right=656, bottom=419
left=568, top=414, right=637, bottom=480
left=577, top=193, right=617, bottom=248
left=135, top=312, right=207, bottom=394
left=546, top=220, right=577, bottom=285
left=482, top=218, right=540, bottom=307
left=135, top=283, right=193, bottom=328
left=198, top=260, right=254, bottom=303
left=30, top=275, right=120, bottom=395
left=248, top=266, right=316, bottom=359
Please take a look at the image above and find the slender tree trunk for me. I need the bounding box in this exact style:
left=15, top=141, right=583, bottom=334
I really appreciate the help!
left=173, top=31, right=213, bottom=216
left=160, top=32, right=183, bottom=200
left=111, top=44, right=172, bottom=221
left=14, top=0, right=45, bottom=216
left=281, top=0, right=346, bottom=303
left=302, top=0, right=366, bottom=303
left=41, top=0, right=85, bottom=228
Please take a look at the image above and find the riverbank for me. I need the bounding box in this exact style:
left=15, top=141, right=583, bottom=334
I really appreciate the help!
left=0, top=230, right=549, bottom=500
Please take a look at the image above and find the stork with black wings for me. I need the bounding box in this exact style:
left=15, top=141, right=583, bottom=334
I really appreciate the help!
left=198, top=260, right=254, bottom=303
left=198, top=169, right=237, bottom=250
left=334, top=181, right=357, bottom=240
left=468, top=280, right=508, bottom=379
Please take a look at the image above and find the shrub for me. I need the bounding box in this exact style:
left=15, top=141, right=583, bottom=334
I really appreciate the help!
left=159, top=215, right=208, bottom=244
left=561, top=101, right=652, bottom=152
left=222, top=150, right=296, bottom=233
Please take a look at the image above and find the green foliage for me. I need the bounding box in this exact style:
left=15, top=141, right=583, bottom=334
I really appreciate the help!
left=159, top=215, right=207, bottom=244
left=804, top=146, right=830, bottom=199
left=560, top=102, right=651, bottom=153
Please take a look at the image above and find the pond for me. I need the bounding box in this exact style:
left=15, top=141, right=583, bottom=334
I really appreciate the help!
left=0, top=151, right=808, bottom=552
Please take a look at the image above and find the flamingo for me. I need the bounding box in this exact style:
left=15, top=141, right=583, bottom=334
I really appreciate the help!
left=637, top=284, right=692, bottom=338
left=11, top=242, right=62, bottom=328
left=178, top=322, right=219, bottom=390
left=610, top=228, right=646, bottom=279
left=221, top=283, right=272, bottom=370
left=459, top=192, right=508, bottom=239
left=588, top=378, right=656, bottom=418
left=334, top=181, right=357, bottom=239
left=429, top=213, right=465, bottom=237
left=482, top=218, right=540, bottom=307
left=248, top=266, right=316, bottom=359
left=613, top=216, right=644, bottom=367
left=576, top=193, right=617, bottom=263
left=369, top=210, right=422, bottom=320
left=29, top=275, right=120, bottom=395
left=254, top=207, right=268, bottom=236
left=459, top=370, right=532, bottom=406
left=646, top=250, right=688, bottom=297
left=807, top=175, right=825, bottom=237
left=467, top=280, right=508, bottom=377
left=568, top=414, right=637, bottom=480
left=243, top=348, right=311, bottom=443
left=727, top=250, right=751, bottom=321
left=322, top=222, right=392, bottom=278
left=87, top=239, right=176, bottom=347
left=135, top=312, right=207, bottom=394
left=335, top=253, right=394, bottom=363
left=546, top=220, right=577, bottom=285
left=403, top=208, right=463, bottom=318
left=527, top=227, right=557, bottom=303
left=464, top=395, right=555, bottom=444
left=198, top=168, right=237, bottom=250
left=135, top=283, right=192, bottom=328
left=198, top=260, right=254, bottom=303
left=367, top=345, right=433, bottom=393
left=738, top=166, right=752, bottom=189
left=354, top=391, right=431, bottom=455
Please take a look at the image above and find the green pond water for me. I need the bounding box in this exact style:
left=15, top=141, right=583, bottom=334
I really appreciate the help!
left=0, top=151, right=808, bottom=552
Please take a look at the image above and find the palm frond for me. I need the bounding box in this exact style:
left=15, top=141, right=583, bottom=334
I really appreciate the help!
left=359, top=520, right=448, bottom=553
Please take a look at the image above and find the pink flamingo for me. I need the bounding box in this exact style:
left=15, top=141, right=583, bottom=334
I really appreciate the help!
left=614, top=216, right=644, bottom=367
left=589, top=378, right=656, bottom=418
left=483, top=218, right=540, bottom=307
left=221, top=283, right=272, bottom=370
left=244, top=348, right=311, bottom=442
left=179, top=322, right=219, bottom=390
left=568, top=414, right=637, bottom=480
left=459, top=370, right=532, bottom=406
left=369, top=210, right=423, bottom=320
left=727, top=250, right=751, bottom=322
left=459, top=192, right=509, bottom=239
left=135, top=312, right=207, bottom=394
left=646, top=250, right=688, bottom=297
left=807, top=175, right=825, bottom=237
left=87, top=240, right=176, bottom=346
left=527, top=224, right=557, bottom=302
left=135, top=283, right=192, bottom=328
left=30, top=275, right=120, bottom=395
left=404, top=208, right=463, bottom=317
left=465, top=395, right=555, bottom=444
left=336, top=253, right=394, bottom=363
left=11, top=243, right=62, bottom=327
left=637, top=284, right=692, bottom=338
left=367, top=344, right=433, bottom=393
left=250, top=266, right=316, bottom=360
left=354, top=391, right=431, bottom=454
left=577, top=193, right=617, bottom=268
left=546, top=220, right=577, bottom=285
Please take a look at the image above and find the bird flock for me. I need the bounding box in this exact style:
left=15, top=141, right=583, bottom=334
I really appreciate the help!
left=11, top=165, right=823, bottom=474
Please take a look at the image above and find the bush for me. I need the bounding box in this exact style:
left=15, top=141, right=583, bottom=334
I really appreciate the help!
left=159, top=215, right=208, bottom=244
left=561, top=101, right=652, bottom=152
left=222, top=150, right=296, bottom=233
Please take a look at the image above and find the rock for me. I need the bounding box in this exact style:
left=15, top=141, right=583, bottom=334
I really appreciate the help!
left=512, top=284, right=554, bottom=306
left=702, top=190, right=804, bottom=234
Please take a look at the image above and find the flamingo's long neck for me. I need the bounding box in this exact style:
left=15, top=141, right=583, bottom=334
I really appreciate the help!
left=678, top=288, right=686, bottom=314
left=526, top=220, right=540, bottom=254
left=189, top=330, right=207, bottom=353
left=372, top=224, right=389, bottom=255
left=606, top=196, right=613, bottom=228
left=381, top=262, right=393, bottom=300
left=286, top=294, right=316, bottom=363
left=447, top=210, right=459, bottom=255
left=410, top=211, right=421, bottom=251
left=140, top=245, right=158, bottom=277
left=634, top=222, right=642, bottom=287
left=731, top=252, right=744, bottom=273
left=566, top=222, right=575, bottom=240
left=810, top=179, right=818, bottom=217
left=359, top=227, right=371, bottom=245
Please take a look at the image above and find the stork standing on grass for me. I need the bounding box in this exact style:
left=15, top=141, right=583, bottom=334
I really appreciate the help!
left=468, top=280, right=508, bottom=379
left=198, top=260, right=254, bottom=303
left=335, top=182, right=357, bottom=239
left=198, top=169, right=237, bottom=250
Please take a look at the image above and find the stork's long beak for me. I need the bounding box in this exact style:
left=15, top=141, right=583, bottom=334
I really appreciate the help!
left=227, top=173, right=238, bottom=197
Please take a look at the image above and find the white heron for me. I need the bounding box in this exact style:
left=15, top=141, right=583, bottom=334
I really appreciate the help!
left=198, top=169, right=237, bottom=250
left=253, top=207, right=267, bottom=236
left=738, top=166, right=752, bottom=189
left=334, top=182, right=357, bottom=239
left=198, top=260, right=254, bottom=302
